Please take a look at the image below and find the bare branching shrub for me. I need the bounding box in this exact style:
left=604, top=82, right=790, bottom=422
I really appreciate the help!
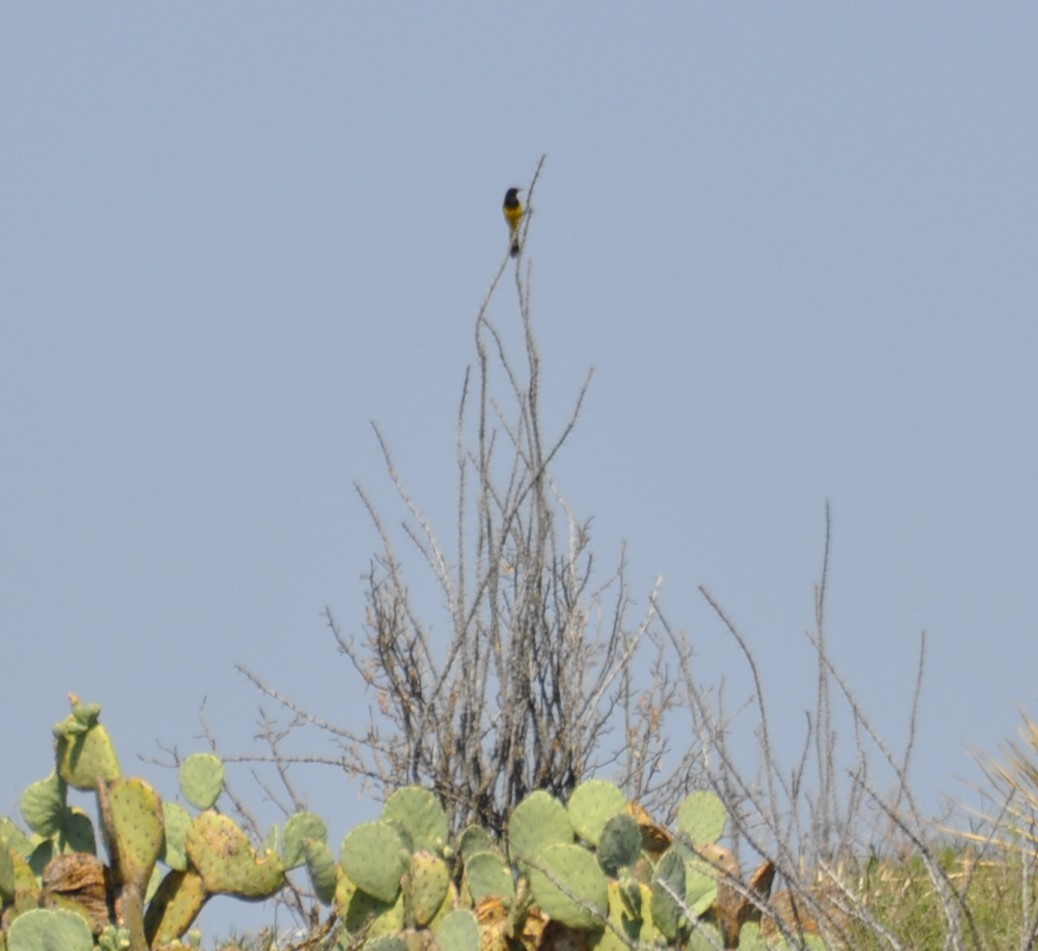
left=237, top=161, right=699, bottom=835
left=653, top=510, right=1037, bottom=949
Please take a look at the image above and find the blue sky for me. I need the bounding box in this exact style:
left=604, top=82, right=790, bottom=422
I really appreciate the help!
left=2, top=4, right=1037, bottom=940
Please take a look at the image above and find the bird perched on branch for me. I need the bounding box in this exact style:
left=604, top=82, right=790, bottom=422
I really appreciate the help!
left=502, top=187, right=523, bottom=257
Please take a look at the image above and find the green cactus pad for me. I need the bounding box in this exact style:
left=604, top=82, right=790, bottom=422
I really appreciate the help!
left=732, top=921, right=767, bottom=950
left=0, top=847, right=14, bottom=902
left=302, top=838, right=337, bottom=905
left=406, top=849, right=449, bottom=927
left=458, top=824, right=495, bottom=862
left=161, top=802, right=191, bottom=872
left=432, top=908, right=480, bottom=951
left=339, top=879, right=406, bottom=937
left=596, top=813, right=641, bottom=877
left=649, top=847, right=687, bottom=941
left=99, top=778, right=164, bottom=891
left=178, top=754, right=224, bottom=810
left=340, top=821, right=409, bottom=904
left=362, top=937, right=408, bottom=951
left=0, top=817, right=34, bottom=858
left=7, top=847, right=42, bottom=907
left=185, top=811, right=286, bottom=900
left=28, top=840, right=54, bottom=880
left=527, top=842, right=609, bottom=931
left=684, top=864, right=718, bottom=918
left=58, top=808, right=96, bottom=855
left=566, top=780, right=627, bottom=846
left=6, top=907, right=94, bottom=951
left=282, top=812, right=327, bottom=869
left=508, top=790, right=572, bottom=865
left=382, top=787, right=448, bottom=856
left=596, top=878, right=663, bottom=950
left=675, top=791, right=727, bottom=847
left=143, top=869, right=208, bottom=946
left=463, top=850, right=515, bottom=905
left=54, top=702, right=121, bottom=791
left=20, top=773, right=67, bottom=838
left=686, top=921, right=724, bottom=950
left=616, top=868, right=642, bottom=919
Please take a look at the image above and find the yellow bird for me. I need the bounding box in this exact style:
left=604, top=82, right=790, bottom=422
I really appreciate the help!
left=502, top=187, right=523, bottom=257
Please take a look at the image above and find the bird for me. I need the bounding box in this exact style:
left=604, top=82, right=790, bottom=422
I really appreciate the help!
left=502, top=187, right=523, bottom=257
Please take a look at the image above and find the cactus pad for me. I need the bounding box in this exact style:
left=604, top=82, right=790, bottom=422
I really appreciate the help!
left=458, top=824, right=494, bottom=862
left=432, top=908, right=480, bottom=951
left=405, top=849, right=449, bottom=927
left=282, top=812, right=327, bottom=869
left=527, top=842, right=608, bottom=931
left=675, top=791, right=726, bottom=847
left=463, top=850, right=515, bottom=905
left=160, top=803, right=191, bottom=872
left=185, top=811, right=286, bottom=900
left=20, top=774, right=66, bottom=838
left=302, top=838, right=337, bottom=906
left=178, top=754, right=224, bottom=811
left=340, top=821, right=409, bottom=905
left=650, top=847, right=687, bottom=941
left=6, top=906, right=95, bottom=951
left=596, top=813, right=641, bottom=877
left=98, top=778, right=164, bottom=892
left=382, top=787, right=448, bottom=856
left=508, top=791, right=572, bottom=865
left=362, top=937, right=408, bottom=951
left=566, top=779, right=627, bottom=846
left=143, top=869, right=208, bottom=946
left=53, top=699, right=121, bottom=792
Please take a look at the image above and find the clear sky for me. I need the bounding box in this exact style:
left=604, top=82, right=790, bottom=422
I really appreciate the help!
left=2, top=4, right=1037, bottom=941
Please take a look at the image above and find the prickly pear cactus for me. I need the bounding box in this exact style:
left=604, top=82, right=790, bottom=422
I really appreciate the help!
left=6, top=907, right=94, bottom=951
left=2, top=702, right=765, bottom=951
left=458, top=824, right=494, bottom=861
left=404, top=850, right=449, bottom=927
left=99, top=778, right=164, bottom=891
left=362, top=936, right=408, bottom=951
left=462, top=849, right=515, bottom=905
left=53, top=696, right=121, bottom=791
left=96, top=776, right=164, bottom=949
left=507, top=790, right=573, bottom=865
left=650, top=847, right=688, bottom=941
left=686, top=920, right=725, bottom=950
left=684, top=863, right=718, bottom=919
left=143, top=869, right=208, bottom=946
left=185, top=811, right=286, bottom=900
left=177, top=754, right=224, bottom=811
left=160, top=803, right=191, bottom=872
left=281, top=812, right=327, bottom=869
left=432, top=908, right=480, bottom=951
left=301, top=838, right=337, bottom=906
left=675, top=790, right=727, bottom=848
left=340, top=821, right=410, bottom=905
left=566, top=779, right=627, bottom=846
left=382, top=787, right=448, bottom=856
left=596, top=812, right=641, bottom=877
left=526, top=842, right=609, bottom=931
left=19, top=774, right=66, bottom=840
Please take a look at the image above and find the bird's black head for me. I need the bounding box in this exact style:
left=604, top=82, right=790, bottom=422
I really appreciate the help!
left=504, top=187, right=521, bottom=206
